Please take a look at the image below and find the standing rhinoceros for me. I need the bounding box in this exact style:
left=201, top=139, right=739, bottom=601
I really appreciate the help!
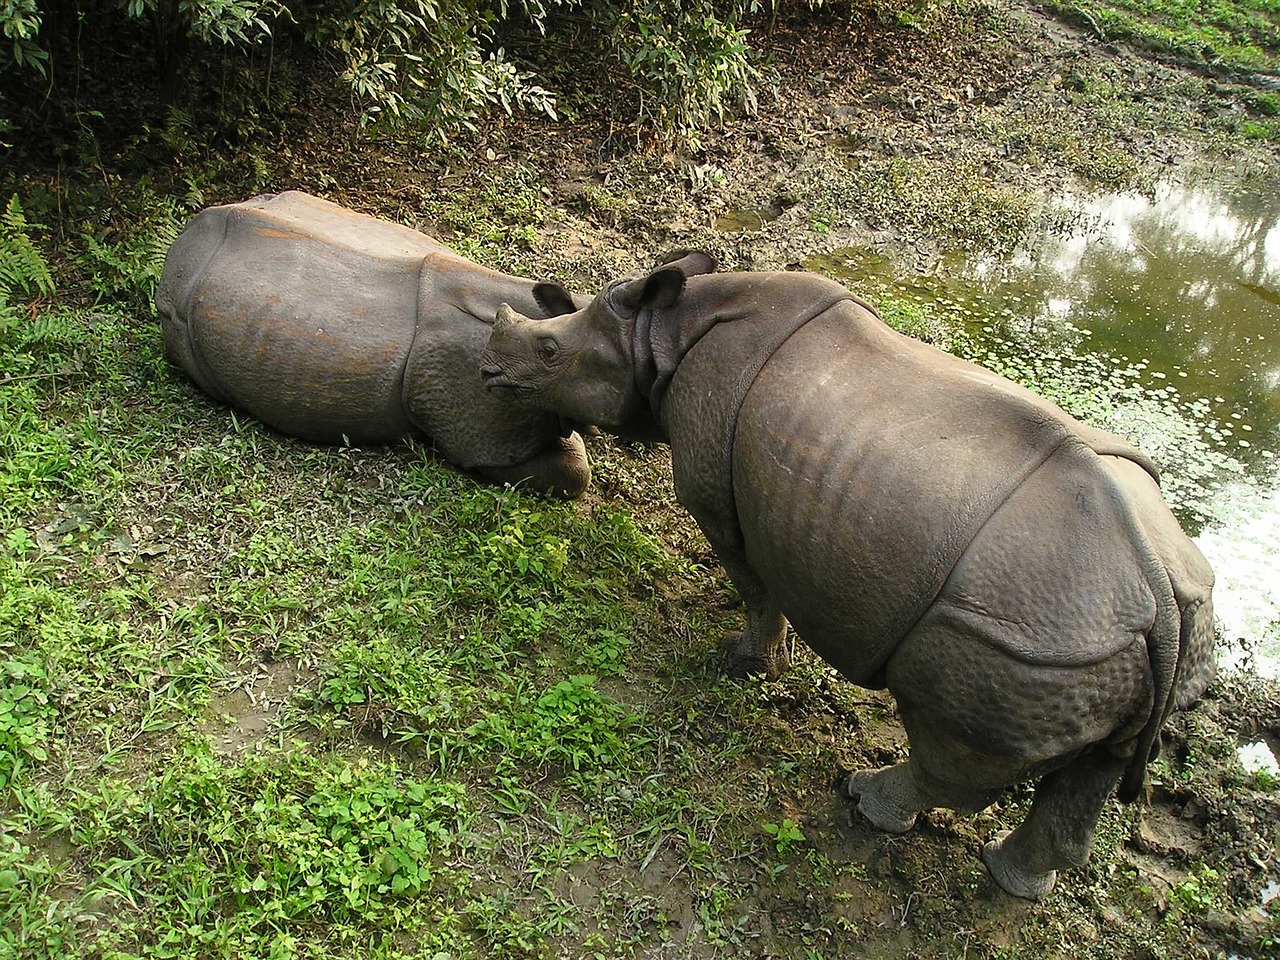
left=478, top=252, right=1217, bottom=900
left=155, top=190, right=590, bottom=498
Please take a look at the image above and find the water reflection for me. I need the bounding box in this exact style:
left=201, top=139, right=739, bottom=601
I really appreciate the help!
left=1196, top=482, right=1280, bottom=677
left=806, top=176, right=1280, bottom=679
left=1237, top=739, right=1279, bottom=778
left=714, top=204, right=783, bottom=232
left=965, top=180, right=1280, bottom=474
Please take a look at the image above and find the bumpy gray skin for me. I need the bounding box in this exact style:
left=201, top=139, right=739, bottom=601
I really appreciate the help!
left=479, top=253, right=1218, bottom=900
left=155, top=191, right=590, bottom=498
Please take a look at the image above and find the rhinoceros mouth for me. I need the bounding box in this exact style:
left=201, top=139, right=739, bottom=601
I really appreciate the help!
left=479, top=363, right=534, bottom=398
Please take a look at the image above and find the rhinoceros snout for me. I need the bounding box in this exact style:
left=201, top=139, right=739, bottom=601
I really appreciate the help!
left=478, top=352, right=524, bottom=398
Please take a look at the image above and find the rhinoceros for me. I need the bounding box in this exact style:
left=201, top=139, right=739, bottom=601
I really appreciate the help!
left=155, top=190, right=590, bottom=498
left=478, top=252, right=1217, bottom=900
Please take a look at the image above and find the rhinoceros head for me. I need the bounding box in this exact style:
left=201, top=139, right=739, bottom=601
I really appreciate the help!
left=480, top=251, right=716, bottom=429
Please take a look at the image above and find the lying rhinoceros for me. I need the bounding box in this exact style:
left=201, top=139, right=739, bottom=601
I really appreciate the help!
left=155, top=190, right=590, bottom=498
left=478, top=252, right=1217, bottom=900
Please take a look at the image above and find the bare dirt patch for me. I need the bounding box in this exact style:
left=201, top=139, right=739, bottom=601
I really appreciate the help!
left=200, top=660, right=311, bottom=756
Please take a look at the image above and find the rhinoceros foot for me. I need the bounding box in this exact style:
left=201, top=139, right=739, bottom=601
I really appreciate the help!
left=981, top=831, right=1057, bottom=901
left=472, top=433, right=591, bottom=500
left=843, top=767, right=919, bottom=834
left=720, top=630, right=791, bottom=681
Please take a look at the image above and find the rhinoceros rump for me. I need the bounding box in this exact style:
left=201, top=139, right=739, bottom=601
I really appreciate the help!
left=156, top=191, right=590, bottom=497
left=478, top=253, right=1217, bottom=900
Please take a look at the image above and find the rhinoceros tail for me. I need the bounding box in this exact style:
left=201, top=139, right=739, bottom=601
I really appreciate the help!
left=1117, top=565, right=1195, bottom=804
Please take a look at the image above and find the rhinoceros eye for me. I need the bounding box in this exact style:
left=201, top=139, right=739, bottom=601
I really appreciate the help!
left=536, top=337, right=560, bottom=363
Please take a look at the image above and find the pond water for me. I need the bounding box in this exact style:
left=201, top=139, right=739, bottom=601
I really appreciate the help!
left=715, top=204, right=783, bottom=232
left=799, top=177, right=1280, bottom=684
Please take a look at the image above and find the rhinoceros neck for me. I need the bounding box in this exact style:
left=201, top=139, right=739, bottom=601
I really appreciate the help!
left=418, top=252, right=552, bottom=325
left=635, top=271, right=856, bottom=420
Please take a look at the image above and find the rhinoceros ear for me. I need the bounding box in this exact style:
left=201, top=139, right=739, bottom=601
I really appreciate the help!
left=656, top=249, right=717, bottom=277
left=533, top=282, right=578, bottom=318
left=614, top=267, right=688, bottom=314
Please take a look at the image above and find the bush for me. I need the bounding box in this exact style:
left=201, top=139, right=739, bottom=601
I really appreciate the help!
left=610, top=0, right=763, bottom=147
left=0, top=0, right=786, bottom=149
left=298, top=0, right=558, bottom=135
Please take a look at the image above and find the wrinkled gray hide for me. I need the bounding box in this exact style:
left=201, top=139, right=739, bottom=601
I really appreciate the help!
left=155, top=190, right=590, bottom=498
left=478, top=254, right=1217, bottom=900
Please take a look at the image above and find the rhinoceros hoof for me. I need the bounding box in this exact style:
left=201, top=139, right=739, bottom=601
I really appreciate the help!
left=844, top=770, right=918, bottom=834
left=981, top=832, right=1057, bottom=901
left=720, top=633, right=790, bottom=681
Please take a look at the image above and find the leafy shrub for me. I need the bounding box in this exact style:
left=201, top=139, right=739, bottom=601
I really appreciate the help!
left=299, top=0, right=558, bottom=134
left=0, top=0, right=781, bottom=147
left=609, top=0, right=763, bottom=146
left=2, top=0, right=562, bottom=140
left=0, top=0, right=47, bottom=76
left=0, top=196, right=54, bottom=309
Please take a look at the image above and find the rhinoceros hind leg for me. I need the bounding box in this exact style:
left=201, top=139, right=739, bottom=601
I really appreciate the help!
left=474, top=433, right=591, bottom=500
left=980, top=748, right=1127, bottom=900
left=845, top=761, right=1001, bottom=834
left=981, top=831, right=1057, bottom=900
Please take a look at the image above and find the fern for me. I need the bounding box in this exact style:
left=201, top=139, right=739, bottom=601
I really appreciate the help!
left=0, top=195, right=55, bottom=304
left=78, top=199, right=183, bottom=308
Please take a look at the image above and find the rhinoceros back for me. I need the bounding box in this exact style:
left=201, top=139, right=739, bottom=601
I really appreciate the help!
left=157, top=191, right=451, bottom=443
left=721, top=298, right=1187, bottom=684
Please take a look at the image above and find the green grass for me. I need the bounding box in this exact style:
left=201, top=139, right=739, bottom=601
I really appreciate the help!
left=1053, top=0, right=1280, bottom=72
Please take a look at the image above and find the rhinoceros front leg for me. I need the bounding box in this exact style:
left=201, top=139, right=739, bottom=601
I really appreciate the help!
left=472, top=433, right=591, bottom=500
left=711, top=545, right=791, bottom=680
left=981, top=748, right=1127, bottom=900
